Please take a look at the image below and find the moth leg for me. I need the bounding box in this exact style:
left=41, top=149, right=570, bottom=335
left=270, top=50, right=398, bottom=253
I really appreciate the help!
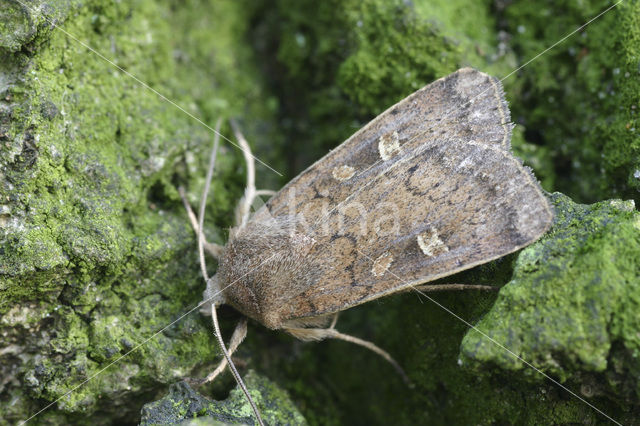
left=201, top=318, right=248, bottom=384
left=284, top=326, right=412, bottom=386
left=229, top=121, right=277, bottom=228
left=230, top=120, right=257, bottom=228
left=178, top=186, right=224, bottom=259
left=412, top=283, right=498, bottom=292
left=255, top=189, right=277, bottom=197
left=328, top=313, right=339, bottom=329
left=195, top=121, right=265, bottom=426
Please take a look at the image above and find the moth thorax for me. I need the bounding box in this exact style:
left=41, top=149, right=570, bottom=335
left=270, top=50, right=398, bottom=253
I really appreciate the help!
left=217, top=217, right=317, bottom=329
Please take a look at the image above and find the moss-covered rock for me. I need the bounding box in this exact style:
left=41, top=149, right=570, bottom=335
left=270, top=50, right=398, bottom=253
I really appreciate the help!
left=499, top=0, right=640, bottom=204
left=249, top=0, right=553, bottom=184
left=2, top=0, right=639, bottom=425
left=0, top=0, right=279, bottom=424
left=461, top=193, right=640, bottom=415
left=140, top=371, right=306, bottom=425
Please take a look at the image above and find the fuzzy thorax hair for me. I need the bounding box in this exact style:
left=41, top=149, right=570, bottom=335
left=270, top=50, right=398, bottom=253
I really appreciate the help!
left=201, top=213, right=318, bottom=329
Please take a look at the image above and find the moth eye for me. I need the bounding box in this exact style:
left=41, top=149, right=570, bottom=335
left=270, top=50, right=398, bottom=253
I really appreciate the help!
left=378, top=130, right=401, bottom=161
left=417, top=227, right=449, bottom=257
left=332, top=165, right=356, bottom=181
left=371, top=251, right=394, bottom=277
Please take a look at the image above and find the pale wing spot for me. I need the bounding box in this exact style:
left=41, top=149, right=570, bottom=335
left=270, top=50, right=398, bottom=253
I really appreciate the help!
left=378, top=131, right=401, bottom=161
left=457, top=155, right=474, bottom=169
left=332, top=165, right=356, bottom=181
left=372, top=252, right=394, bottom=277
left=417, top=228, right=449, bottom=257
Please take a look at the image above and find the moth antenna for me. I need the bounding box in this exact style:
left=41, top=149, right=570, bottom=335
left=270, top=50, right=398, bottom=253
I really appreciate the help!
left=197, top=119, right=265, bottom=426
left=230, top=119, right=256, bottom=228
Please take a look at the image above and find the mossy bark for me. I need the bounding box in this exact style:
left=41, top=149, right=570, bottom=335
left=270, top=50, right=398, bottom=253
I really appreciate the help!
left=1, top=0, right=638, bottom=425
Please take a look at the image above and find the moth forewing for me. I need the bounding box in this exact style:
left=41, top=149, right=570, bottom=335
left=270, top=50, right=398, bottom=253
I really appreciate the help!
left=262, top=68, right=513, bottom=226
left=270, top=140, right=553, bottom=323
left=216, top=67, right=553, bottom=329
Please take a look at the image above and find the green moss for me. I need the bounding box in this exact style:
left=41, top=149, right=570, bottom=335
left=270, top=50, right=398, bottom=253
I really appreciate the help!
left=0, top=0, right=82, bottom=52
left=2, top=0, right=639, bottom=424
left=0, top=0, right=281, bottom=424
left=140, top=371, right=306, bottom=425
left=461, top=193, right=640, bottom=405
left=248, top=0, right=554, bottom=182
left=499, top=0, right=640, bottom=203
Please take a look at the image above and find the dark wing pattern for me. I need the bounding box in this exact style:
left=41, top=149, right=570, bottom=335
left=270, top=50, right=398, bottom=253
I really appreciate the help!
left=254, top=68, right=513, bottom=229
left=246, top=68, right=552, bottom=324
left=278, top=139, right=552, bottom=321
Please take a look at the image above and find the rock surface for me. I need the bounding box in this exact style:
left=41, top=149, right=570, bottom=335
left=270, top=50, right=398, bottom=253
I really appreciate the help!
left=1, top=0, right=638, bottom=425
left=140, top=371, right=306, bottom=426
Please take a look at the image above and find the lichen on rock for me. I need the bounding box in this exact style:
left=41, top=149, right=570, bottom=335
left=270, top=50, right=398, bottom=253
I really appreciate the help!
left=1, top=0, right=639, bottom=425
left=140, top=371, right=306, bottom=425
left=0, top=0, right=278, bottom=424
left=461, top=193, right=640, bottom=409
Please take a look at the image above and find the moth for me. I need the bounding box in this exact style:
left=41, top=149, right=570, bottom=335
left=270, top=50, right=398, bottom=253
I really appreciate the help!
left=181, top=67, right=554, bottom=425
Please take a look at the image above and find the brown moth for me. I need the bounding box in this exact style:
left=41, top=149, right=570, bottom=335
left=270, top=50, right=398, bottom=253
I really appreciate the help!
left=185, top=67, right=554, bottom=424
left=203, top=67, right=552, bottom=326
